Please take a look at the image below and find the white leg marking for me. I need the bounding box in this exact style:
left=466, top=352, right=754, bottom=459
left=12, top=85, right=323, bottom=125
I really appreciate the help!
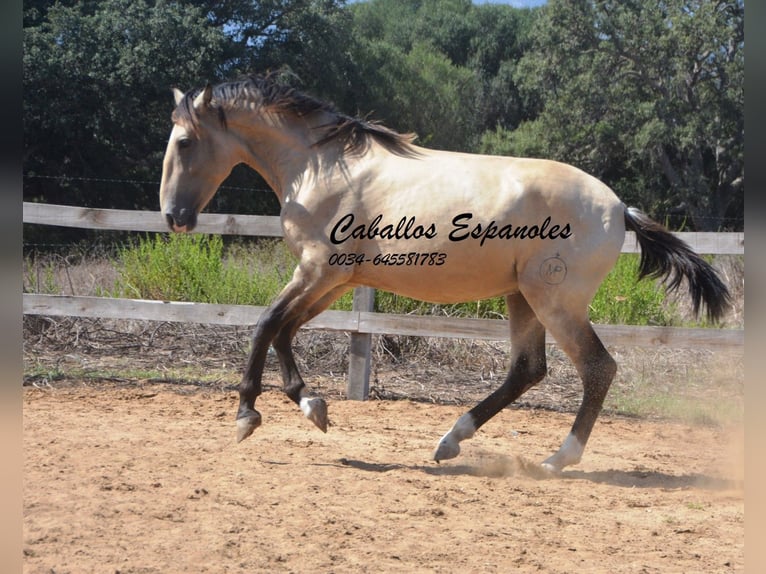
left=433, top=413, right=476, bottom=462
left=299, top=396, right=314, bottom=418
left=450, top=413, right=477, bottom=441
left=298, top=388, right=317, bottom=417
left=541, top=432, right=584, bottom=473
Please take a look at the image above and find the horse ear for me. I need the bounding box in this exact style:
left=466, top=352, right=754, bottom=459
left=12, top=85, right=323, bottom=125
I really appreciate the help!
left=193, top=83, right=213, bottom=109
left=172, top=88, right=185, bottom=107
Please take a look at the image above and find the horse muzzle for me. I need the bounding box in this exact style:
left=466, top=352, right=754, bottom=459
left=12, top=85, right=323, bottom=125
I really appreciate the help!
left=164, top=206, right=198, bottom=233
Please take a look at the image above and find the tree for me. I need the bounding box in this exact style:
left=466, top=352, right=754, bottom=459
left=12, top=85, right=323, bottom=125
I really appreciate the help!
left=346, top=0, right=477, bottom=150
left=348, top=37, right=478, bottom=150
left=468, top=4, right=536, bottom=133
left=24, top=0, right=741, bottom=234
left=206, top=0, right=357, bottom=108
left=346, top=0, right=540, bottom=151
left=490, top=0, right=744, bottom=230
left=23, top=0, right=227, bottom=214
left=23, top=0, right=359, bottom=228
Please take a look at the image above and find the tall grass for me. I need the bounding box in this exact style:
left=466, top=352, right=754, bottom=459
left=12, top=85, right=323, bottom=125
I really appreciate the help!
left=23, top=256, right=61, bottom=295
left=111, top=234, right=294, bottom=306
left=110, top=234, right=682, bottom=325
left=588, top=254, right=676, bottom=325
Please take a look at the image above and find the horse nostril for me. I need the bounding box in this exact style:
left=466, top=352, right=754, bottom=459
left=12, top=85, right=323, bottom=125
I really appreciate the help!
left=164, top=207, right=196, bottom=231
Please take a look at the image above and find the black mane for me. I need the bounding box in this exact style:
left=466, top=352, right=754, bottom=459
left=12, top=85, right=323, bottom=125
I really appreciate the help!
left=172, top=74, right=417, bottom=156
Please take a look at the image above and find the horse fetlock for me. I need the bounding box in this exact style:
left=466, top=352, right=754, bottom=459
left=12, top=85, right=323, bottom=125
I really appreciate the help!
left=235, top=410, right=262, bottom=443
left=300, top=397, right=328, bottom=433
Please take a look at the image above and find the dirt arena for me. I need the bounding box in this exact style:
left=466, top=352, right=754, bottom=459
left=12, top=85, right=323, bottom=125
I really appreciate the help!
left=23, top=379, right=744, bottom=573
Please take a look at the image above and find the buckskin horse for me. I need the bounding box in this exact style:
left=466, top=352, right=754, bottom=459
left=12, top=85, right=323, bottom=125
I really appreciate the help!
left=159, top=75, right=730, bottom=473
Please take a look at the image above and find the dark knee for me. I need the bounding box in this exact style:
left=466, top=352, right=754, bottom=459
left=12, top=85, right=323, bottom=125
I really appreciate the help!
left=530, top=356, right=548, bottom=385
left=272, top=325, right=291, bottom=353
left=253, top=306, right=287, bottom=341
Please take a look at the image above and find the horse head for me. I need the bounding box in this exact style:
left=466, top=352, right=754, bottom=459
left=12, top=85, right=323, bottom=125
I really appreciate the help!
left=159, top=84, right=233, bottom=232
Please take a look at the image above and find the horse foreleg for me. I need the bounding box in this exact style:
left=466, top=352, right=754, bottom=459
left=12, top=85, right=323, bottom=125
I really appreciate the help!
left=272, top=286, right=351, bottom=433
left=236, top=268, right=346, bottom=443
left=236, top=303, right=287, bottom=442
left=434, top=293, right=547, bottom=462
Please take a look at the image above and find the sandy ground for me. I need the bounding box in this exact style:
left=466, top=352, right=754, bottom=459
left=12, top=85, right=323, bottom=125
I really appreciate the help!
left=23, top=381, right=744, bottom=574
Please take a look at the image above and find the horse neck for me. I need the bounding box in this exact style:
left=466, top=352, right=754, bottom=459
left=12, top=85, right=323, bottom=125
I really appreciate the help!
left=228, top=109, right=340, bottom=203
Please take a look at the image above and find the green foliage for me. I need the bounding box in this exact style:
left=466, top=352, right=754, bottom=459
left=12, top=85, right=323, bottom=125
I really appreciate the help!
left=479, top=122, right=548, bottom=159
left=588, top=255, right=676, bottom=326
left=233, top=0, right=358, bottom=111
left=348, top=36, right=478, bottom=150
left=111, top=234, right=296, bottom=306
left=23, top=0, right=227, bottom=209
left=23, top=256, right=60, bottom=295
left=512, top=0, right=744, bottom=230
left=23, top=0, right=743, bottom=239
left=347, top=0, right=534, bottom=150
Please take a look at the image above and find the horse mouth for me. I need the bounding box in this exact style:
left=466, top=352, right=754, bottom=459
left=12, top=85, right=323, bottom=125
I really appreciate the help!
left=164, top=210, right=197, bottom=233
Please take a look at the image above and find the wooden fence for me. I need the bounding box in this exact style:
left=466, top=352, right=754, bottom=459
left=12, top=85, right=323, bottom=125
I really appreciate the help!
left=23, top=202, right=745, bottom=399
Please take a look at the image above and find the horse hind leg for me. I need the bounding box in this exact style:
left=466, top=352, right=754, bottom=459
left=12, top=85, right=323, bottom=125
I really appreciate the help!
left=537, top=316, right=617, bottom=473
left=434, top=293, right=547, bottom=462
left=271, top=285, right=351, bottom=433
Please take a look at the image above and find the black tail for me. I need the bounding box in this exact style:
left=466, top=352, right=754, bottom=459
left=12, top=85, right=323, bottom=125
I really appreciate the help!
left=623, top=207, right=731, bottom=322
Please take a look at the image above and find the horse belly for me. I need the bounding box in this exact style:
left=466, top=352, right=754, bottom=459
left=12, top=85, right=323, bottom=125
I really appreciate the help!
left=348, top=242, right=520, bottom=304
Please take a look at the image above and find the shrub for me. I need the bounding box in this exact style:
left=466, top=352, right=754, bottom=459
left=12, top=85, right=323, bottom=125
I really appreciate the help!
left=112, top=234, right=294, bottom=306
left=588, top=254, right=676, bottom=326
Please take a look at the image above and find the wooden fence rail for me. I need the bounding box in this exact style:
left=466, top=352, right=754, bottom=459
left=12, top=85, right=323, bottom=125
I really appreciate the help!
left=23, top=202, right=745, bottom=399
left=23, top=293, right=745, bottom=348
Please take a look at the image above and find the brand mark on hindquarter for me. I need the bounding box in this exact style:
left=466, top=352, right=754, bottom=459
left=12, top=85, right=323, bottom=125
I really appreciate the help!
left=539, top=256, right=567, bottom=285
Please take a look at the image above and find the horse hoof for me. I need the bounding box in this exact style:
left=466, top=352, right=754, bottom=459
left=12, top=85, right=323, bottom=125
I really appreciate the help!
left=236, top=411, right=262, bottom=443
left=541, top=434, right=583, bottom=473
left=433, top=436, right=460, bottom=463
left=301, top=397, right=328, bottom=433
left=539, top=461, right=562, bottom=475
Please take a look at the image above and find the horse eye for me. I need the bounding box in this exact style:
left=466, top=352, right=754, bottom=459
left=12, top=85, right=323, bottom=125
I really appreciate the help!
left=177, top=137, right=192, bottom=149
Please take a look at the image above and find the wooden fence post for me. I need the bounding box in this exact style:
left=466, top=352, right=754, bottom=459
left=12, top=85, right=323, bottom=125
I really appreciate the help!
left=347, top=286, right=375, bottom=400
